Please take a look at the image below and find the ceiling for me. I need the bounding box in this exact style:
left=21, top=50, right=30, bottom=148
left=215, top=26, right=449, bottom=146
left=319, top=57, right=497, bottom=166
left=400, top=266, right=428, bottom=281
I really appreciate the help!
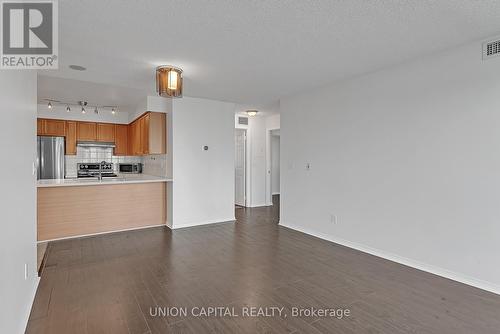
left=38, top=76, right=146, bottom=113
left=42, top=0, right=500, bottom=106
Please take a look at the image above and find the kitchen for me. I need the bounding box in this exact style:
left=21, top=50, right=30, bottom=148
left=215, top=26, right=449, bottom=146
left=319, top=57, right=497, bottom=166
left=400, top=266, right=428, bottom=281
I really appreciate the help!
left=36, top=101, right=171, bottom=250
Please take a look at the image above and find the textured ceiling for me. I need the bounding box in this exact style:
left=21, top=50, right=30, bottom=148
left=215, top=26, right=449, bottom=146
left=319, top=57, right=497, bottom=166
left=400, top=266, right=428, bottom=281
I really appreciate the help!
left=42, top=0, right=500, bottom=105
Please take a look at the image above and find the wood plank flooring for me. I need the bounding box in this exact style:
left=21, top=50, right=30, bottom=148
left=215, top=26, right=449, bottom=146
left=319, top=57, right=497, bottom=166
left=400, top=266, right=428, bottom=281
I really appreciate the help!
left=26, top=196, right=500, bottom=333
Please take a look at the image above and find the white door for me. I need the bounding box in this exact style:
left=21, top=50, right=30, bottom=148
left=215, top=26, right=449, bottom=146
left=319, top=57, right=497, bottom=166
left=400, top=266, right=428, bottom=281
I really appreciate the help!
left=235, top=129, right=246, bottom=206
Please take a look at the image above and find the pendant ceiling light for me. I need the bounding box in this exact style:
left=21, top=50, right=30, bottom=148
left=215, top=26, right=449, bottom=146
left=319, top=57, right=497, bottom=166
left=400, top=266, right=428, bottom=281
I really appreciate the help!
left=156, top=65, right=183, bottom=98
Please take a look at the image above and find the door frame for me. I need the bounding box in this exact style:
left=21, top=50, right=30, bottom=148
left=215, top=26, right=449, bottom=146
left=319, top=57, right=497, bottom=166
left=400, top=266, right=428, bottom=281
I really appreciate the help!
left=266, top=127, right=280, bottom=206
left=235, top=128, right=247, bottom=207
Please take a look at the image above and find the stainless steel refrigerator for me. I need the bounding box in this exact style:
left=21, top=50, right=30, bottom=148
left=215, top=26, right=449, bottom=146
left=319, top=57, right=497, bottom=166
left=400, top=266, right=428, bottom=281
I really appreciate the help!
left=37, top=136, right=65, bottom=180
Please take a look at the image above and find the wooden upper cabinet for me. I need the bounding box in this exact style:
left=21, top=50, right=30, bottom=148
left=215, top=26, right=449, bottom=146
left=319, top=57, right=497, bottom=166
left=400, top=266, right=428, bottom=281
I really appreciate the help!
left=140, top=114, right=150, bottom=155
left=38, top=119, right=66, bottom=136
left=36, top=114, right=166, bottom=156
left=148, top=112, right=166, bottom=154
left=37, top=119, right=44, bottom=135
left=114, top=124, right=128, bottom=156
left=96, top=123, right=115, bottom=142
left=127, top=112, right=166, bottom=156
left=77, top=122, right=97, bottom=141
left=131, top=119, right=142, bottom=155
left=65, top=121, right=77, bottom=155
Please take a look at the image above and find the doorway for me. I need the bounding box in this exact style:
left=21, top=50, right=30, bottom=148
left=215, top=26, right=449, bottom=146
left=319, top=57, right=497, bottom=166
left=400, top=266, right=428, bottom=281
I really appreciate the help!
left=235, top=129, right=247, bottom=207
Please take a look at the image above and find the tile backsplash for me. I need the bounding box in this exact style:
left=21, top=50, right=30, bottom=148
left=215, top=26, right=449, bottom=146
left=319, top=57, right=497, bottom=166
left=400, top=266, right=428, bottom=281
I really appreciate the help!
left=142, top=154, right=167, bottom=177
left=65, top=147, right=150, bottom=178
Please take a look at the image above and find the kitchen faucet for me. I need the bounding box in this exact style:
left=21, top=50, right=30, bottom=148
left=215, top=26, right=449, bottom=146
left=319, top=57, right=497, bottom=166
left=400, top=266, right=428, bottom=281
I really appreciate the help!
left=98, top=161, right=104, bottom=181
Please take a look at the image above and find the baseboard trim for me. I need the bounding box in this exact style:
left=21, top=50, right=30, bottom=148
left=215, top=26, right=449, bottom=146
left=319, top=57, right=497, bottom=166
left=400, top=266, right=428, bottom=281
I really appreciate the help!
left=280, top=222, right=500, bottom=296
left=23, top=276, right=40, bottom=333
left=249, top=203, right=270, bottom=208
left=173, top=218, right=236, bottom=229
left=37, top=224, right=167, bottom=243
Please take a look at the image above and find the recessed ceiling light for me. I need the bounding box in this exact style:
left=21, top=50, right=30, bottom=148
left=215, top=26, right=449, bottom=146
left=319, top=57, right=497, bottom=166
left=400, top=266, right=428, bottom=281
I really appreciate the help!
left=246, top=110, right=258, bottom=117
left=69, top=64, right=86, bottom=71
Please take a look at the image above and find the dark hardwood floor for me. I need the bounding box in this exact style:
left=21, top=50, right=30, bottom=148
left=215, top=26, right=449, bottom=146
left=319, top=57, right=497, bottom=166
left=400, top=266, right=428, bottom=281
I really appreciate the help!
left=27, top=195, right=500, bottom=333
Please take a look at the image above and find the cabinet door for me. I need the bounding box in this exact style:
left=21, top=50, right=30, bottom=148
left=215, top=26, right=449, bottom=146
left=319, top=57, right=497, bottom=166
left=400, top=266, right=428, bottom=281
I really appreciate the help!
left=114, top=124, right=128, bottom=156
left=140, top=114, right=150, bottom=155
left=44, top=119, right=66, bottom=136
left=97, top=123, right=115, bottom=142
left=134, top=120, right=142, bottom=155
left=148, top=112, right=166, bottom=154
left=77, top=122, right=97, bottom=141
left=65, top=121, right=77, bottom=155
left=37, top=119, right=45, bottom=135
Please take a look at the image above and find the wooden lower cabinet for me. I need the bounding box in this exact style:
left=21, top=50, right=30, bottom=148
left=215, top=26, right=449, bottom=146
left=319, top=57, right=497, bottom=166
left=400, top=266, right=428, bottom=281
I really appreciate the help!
left=37, top=182, right=167, bottom=241
left=65, top=121, right=77, bottom=155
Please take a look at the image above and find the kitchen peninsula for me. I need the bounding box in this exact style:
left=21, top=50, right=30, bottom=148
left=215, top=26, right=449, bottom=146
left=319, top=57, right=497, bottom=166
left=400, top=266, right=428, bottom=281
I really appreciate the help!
left=37, top=176, right=171, bottom=241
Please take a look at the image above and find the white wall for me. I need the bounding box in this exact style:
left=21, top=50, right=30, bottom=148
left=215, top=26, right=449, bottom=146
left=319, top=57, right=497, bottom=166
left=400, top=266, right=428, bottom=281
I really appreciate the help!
left=281, top=39, right=500, bottom=294
left=171, top=97, right=235, bottom=228
left=130, top=96, right=172, bottom=122
left=0, top=72, right=38, bottom=333
left=271, top=135, right=280, bottom=194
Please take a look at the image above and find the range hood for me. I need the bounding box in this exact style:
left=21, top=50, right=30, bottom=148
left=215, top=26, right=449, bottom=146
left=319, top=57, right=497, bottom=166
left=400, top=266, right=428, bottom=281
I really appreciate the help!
left=77, top=141, right=115, bottom=148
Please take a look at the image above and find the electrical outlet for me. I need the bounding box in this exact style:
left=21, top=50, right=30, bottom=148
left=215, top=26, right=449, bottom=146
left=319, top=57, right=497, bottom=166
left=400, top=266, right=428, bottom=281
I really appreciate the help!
left=330, top=214, right=338, bottom=224
left=24, top=263, right=28, bottom=280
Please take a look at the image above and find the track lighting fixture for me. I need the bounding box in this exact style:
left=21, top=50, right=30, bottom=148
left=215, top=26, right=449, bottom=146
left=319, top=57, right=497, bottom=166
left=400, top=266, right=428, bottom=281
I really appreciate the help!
left=94, top=107, right=99, bottom=114
left=47, top=101, right=52, bottom=109
left=66, top=106, right=71, bottom=112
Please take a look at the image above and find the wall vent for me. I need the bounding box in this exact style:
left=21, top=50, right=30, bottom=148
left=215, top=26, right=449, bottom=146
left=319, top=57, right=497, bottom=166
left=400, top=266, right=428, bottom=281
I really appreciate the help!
left=483, top=39, right=500, bottom=59
left=238, top=117, right=248, bottom=125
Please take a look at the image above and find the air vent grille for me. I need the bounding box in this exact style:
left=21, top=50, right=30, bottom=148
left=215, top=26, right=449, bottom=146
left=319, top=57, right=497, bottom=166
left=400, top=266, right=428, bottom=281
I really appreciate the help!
left=238, top=117, right=248, bottom=125
left=483, top=39, right=500, bottom=59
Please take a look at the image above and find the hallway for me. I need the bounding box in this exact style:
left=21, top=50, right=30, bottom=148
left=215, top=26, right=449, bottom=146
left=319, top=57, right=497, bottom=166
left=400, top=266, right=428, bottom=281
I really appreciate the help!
left=27, top=196, right=500, bottom=334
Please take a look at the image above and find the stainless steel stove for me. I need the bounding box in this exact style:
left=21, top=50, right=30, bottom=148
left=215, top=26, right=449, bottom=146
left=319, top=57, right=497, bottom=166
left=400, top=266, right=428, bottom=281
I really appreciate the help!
left=77, top=162, right=117, bottom=178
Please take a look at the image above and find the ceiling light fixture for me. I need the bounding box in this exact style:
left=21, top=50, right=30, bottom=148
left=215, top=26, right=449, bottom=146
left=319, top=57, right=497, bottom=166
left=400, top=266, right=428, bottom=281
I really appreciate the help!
left=66, top=106, right=71, bottom=112
left=246, top=110, right=258, bottom=117
left=79, top=101, right=87, bottom=114
left=47, top=101, right=52, bottom=109
left=156, top=65, right=183, bottom=98
left=111, top=108, right=116, bottom=115
left=94, top=106, right=99, bottom=114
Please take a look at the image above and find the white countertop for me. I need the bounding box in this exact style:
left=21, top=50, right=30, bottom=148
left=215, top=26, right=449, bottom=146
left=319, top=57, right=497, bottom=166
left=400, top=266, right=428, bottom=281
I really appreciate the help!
left=37, top=174, right=172, bottom=188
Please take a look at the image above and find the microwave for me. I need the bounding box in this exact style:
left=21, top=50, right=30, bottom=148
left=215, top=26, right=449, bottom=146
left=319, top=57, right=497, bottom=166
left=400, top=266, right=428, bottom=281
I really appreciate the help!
left=119, top=163, right=142, bottom=174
